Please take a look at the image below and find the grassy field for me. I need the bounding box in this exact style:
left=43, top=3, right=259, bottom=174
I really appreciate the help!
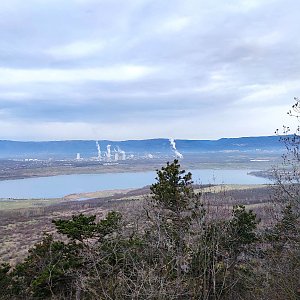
left=0, top=189, right=134, bottom=211
left=0, top=198, right=63, bottom=211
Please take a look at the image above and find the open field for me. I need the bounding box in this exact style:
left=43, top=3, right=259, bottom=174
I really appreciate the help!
left=0, top=189, right=135, bottom=211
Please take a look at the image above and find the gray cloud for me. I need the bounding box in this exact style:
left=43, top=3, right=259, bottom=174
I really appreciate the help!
left=0, top=0, right=299, bottom=140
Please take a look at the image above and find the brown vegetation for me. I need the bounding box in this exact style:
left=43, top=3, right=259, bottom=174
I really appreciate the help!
left=0, top=184, right=272, bottom=266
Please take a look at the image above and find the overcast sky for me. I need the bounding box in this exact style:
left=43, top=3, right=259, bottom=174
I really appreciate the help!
left=0, top=0, right=299, bottom=141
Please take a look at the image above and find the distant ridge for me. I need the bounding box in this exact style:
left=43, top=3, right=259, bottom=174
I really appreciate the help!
left=0, top=136, right=285, bottom=159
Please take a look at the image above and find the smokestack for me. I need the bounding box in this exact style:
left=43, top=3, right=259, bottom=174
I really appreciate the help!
left=96, top=141, right=101, bottom=161
left=106, top=145, right=111, bottom=161
left=169, top=138, right=183, bottom=159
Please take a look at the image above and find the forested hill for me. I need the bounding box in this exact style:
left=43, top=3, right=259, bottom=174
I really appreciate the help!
left=0, top=135, right=285, bottom=159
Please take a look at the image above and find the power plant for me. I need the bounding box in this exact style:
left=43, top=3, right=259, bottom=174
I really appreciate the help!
left=78, top=141, right=130, bottom=163
left=19, top=138, right=185, bottom=163
left=71, top=141, right=129, bottom=163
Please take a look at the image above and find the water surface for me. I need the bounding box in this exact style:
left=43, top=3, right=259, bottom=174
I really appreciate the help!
left=0, top=169, right=269, bottom=199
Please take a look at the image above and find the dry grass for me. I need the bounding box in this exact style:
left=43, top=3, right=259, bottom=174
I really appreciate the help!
left=0, top=184, right=274, bottom=265
left=0, top=198, right=63, bottom=211
left=0, top=189, right=135, bottom=211
left=198, top=184, right=269, bottom=193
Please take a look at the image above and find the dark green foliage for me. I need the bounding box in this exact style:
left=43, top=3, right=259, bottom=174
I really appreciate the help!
left=0, top=263, right=11, bottom=299
left=148, top=160, right=205, bottom=282
left=262, top=202, right=300, bottom=299
left=149, top=159, right=204, bottom=239
left=276, top=204, right=298, bottom=237
left=53, top=213, right=97, bottom=242
left=266, top=203, right=299, bottom=249
left=96, top=211, right=122, bottom=238
left=10, top=234, right=79, bottom=299
left=150, top=159, right=195, bottom=212
left=53, top=211, right=122, bottom=243
left=225, top=205, right=259, bottom=254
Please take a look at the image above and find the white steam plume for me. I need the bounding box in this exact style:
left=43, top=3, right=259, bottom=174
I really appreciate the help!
left=106, top=144, right=111, bottom=161
left=96, top=141, right=101, bottom=160
left=169, top=138, right=183, bottom=159
left=117, top=146, right=126, bottom=160
left=114, top=148, right=119, bottom=161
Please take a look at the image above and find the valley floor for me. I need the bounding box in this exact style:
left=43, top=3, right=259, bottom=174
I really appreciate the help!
left=0, top=152, right=280, bottom=181
left=0, top=184, right=273, bottom=265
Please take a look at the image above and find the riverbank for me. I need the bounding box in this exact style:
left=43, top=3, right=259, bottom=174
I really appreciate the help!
left=0, top=184, right=271, bottom=211
left=0, top=154, right=279, bottom=181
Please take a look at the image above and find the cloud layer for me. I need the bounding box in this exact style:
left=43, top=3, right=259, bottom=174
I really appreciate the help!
left=0, top=0, right=299, bottom=140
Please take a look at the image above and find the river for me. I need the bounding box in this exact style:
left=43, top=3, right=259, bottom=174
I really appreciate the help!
left=0, top=169, right=270, bottom=199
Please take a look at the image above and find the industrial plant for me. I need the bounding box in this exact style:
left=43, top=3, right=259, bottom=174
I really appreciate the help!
left=74, top=139, right=183, bottom=163
left=76, top=141, right=129, bottom=162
